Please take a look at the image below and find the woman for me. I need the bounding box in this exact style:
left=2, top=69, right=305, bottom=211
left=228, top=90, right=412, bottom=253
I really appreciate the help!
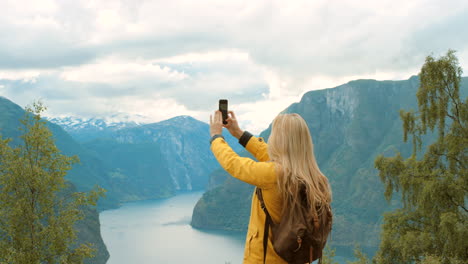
left=209, top=110, right=332, bottom=264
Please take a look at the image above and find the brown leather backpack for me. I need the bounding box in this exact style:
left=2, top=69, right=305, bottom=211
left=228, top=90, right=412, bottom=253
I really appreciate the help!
left=256, top=187, right=333, bottom=264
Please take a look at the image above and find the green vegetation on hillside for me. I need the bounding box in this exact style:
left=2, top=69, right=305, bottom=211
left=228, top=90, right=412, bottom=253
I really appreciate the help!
left=192, top=176, right=254, bottom=231
left=374, top=50, right=467, bottom=263
left=0, top=102, right=106, bottom=263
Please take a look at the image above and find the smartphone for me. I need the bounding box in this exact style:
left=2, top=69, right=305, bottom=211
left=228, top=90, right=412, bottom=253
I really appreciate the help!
left=219, top=99, right=228, bottom=125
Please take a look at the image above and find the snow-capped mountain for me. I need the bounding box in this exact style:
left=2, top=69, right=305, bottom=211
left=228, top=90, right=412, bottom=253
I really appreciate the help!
left=85, top=115, right=244, bottom=191
left=46, top=114, right=149, bottom=142
left=46, top=113, right=244, bottom=195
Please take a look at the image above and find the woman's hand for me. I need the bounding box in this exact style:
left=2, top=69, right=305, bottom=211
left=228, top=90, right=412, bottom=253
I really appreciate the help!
left=224, top=111, right=244, bottom=139
left=209, top=110, right=224, bottom=137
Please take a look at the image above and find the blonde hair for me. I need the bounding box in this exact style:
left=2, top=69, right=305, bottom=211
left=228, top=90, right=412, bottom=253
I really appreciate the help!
left=268, top=113, right=332, bottom=217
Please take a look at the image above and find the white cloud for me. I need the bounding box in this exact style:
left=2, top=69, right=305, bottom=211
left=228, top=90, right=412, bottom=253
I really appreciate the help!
left=0, top=70, right=47, bottom=83
left=60, top=57, right=188, bottom=84
left=39, top=95, right=200, bottom=124
left=96, top=9, right=121, bottom=29
left=1, top=0, right=467, bottom=134
left=1, top=0, right=467, bottom=73
left=233, top=96, right=301, bottom=135
left=153, top=50, right=250, bottom=65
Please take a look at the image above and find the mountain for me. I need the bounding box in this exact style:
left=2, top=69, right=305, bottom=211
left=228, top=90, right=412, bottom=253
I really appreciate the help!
left=46, top=115, right=144, bottom=142
left=191, top=76, right=468, bottom=258
left=45, top=111, right=245, bottom=205
left=81, top=116, right=245, bottom=198
left=42, top=111, right=245, bottom=207
left=0, top=96, right=109, bottom=264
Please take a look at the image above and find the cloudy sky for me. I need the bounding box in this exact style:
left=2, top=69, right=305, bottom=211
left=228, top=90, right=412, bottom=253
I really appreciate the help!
left=0, top=0, right=467, bottom=134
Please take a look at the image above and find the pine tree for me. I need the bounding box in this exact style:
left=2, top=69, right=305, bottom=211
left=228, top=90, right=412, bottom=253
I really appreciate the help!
left=374, top=50, right=467, bottom=263
left=0, top=101, right=105, bottom=264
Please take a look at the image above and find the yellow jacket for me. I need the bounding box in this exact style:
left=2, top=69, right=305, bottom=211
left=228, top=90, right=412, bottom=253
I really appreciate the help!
left=210, top=134, right=287, bottom=264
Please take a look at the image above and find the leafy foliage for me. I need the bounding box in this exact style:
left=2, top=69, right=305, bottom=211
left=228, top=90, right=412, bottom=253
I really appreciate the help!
left=321, top=245, right=340, bottom=264
left=374, top=50, right=467, bottom=263
left=346, top=245, right=371, bottom=264
left=0, top=101, right=106, bottom=264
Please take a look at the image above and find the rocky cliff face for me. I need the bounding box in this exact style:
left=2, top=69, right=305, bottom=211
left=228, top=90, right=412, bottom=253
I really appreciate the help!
left=113, top=116, right=216, bottom=191
left=191, top=76, right=467, bottom=257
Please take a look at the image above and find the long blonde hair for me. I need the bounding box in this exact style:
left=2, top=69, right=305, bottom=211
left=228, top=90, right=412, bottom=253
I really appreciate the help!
left=268, top=113, right=332, bottom=217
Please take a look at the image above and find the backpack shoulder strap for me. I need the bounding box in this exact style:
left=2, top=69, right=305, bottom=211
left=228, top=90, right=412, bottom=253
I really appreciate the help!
left=256, top=187, right=274, bottom=264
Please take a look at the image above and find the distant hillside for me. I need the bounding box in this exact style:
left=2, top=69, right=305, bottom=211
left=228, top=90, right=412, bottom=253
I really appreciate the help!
left=191, top=76, right=468, bottom=258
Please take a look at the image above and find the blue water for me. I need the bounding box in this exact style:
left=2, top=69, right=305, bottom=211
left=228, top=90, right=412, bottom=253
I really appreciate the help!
left=99, top=191, right=350, bottom=264
left=100, top=191, right=246, bottom=263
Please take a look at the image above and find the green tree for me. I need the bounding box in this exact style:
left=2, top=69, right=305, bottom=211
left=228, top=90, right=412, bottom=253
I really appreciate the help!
left=374, top=50, right=467, bottom=264
left=0, top=101, right=105, bottom=264
left=321, top=245, right=340, bottom=264
left=346, top=245, right=371, bottom=264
